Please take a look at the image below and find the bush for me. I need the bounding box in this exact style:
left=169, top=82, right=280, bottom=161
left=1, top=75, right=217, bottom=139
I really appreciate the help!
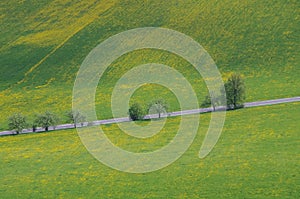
left=129, top=103, right=145, bottom=121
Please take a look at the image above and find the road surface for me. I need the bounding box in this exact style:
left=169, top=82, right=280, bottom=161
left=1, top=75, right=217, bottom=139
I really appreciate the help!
left=1, top=96, right=299, bottom=136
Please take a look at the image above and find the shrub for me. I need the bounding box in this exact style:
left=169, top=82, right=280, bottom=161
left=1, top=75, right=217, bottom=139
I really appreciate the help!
left=129, top=103, right=145, bottom=121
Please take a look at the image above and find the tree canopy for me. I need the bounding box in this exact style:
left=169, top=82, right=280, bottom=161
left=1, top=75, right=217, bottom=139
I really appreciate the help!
left=8, top=113, right=27, bottom=134
left=35, top=111, right=59, bottom=131
left=224, top=73, right=245, bottom=109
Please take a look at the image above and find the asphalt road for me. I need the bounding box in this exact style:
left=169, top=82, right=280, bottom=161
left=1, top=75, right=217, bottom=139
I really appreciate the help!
left=1, top=96, right=299, bottom=136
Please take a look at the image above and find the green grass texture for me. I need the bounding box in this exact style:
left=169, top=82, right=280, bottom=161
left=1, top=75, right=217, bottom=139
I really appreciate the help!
left=0, top=102, right=299, bottom=198
left=0, top=0, right=299, bottom=130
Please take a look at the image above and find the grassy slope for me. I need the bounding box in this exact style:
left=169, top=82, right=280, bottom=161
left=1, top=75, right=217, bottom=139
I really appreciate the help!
left=0, top=0, right=299, bottom=129
left=0, top=102, right=299, bottom=198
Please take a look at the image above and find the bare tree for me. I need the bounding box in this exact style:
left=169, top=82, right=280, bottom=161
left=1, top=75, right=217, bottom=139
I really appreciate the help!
left=201, top=92, right=220, bottom=111
left=66, top=110, right=86, bottom=128
left=148, top=99, right=169, bottom=118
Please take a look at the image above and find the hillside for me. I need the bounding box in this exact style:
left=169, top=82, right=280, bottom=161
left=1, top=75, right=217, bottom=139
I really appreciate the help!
left=0, top=0, right=299, bottom=129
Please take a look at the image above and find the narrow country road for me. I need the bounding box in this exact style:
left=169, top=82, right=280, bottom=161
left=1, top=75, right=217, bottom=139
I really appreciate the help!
left=1, top=96, right=299, bottom=136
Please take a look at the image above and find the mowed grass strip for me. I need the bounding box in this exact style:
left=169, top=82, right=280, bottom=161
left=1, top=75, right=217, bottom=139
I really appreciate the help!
left=0, top=102, right=299, bottom=198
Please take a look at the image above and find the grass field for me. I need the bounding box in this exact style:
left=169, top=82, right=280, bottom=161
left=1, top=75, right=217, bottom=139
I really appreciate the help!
left=1, top=1, right=299, bottom=198
left=0, top=0, right=299, bottom=130
left=0, top=102, right=299, bottom=198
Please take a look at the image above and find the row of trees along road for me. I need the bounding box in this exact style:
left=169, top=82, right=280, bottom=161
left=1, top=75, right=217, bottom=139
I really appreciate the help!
left=7, top=73, right=245, bottom=134
left=8, top=110, right=86, bottom=134
left=129, top=99, right=169, bottom=121
left=129, top=73, right=245, bottom=121
left=201, top=73, right=245, bottom=110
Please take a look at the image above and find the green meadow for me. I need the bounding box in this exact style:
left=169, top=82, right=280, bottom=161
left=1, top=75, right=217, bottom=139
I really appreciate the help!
left=0, top=103, right=299, bottom=198
left=0, top=0, right=299, bottom=130
left=0, top=0, right=299, bottom=198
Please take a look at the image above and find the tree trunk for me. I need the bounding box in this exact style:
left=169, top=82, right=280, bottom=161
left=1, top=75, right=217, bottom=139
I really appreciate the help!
left=233, top=83, right=238, bottom=109
left=233, top=90, right=236, bottom=109
left=45, top=126, right=48, bottom=131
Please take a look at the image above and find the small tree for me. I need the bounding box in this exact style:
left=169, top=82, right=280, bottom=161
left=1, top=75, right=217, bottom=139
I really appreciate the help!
left=148, top=99, right=169, bottom=118
left=35, top=111, right=59, bottom=131
left=8, top=113, right=27, bottom=134
left=66, top=110, right=86, bottom=128
left=201, top=92, right=219, bottom=111
left=129, top=103, right=145, bottom=121
left=224, top=73, right=245, bottom=109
